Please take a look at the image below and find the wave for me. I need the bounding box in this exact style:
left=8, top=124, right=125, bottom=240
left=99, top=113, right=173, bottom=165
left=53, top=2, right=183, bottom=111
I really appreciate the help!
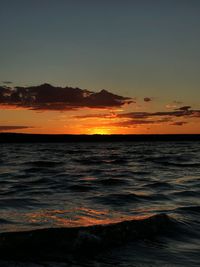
left=171, top=190, right=200, bottom=198
left=0, top=219, right=14, bottom=225
left=73, top=157, right=104, bottom=165
left=69, top=184, right=94, bottom=192
left=177, top=205, right=200, bottom=214
left=74, top=157, right=128, bottom=166
left=149, top=159, right=200, bottom=168
left=147, top=181, right=173, bottom=189
left=93, top=192, right=170, bottom=205
left=24, top=167, right=61, bottom=175
left=0, top=198, right=45, bottom=209
left=95, top=178, right=128, bottom=186
left=166, top=162, right=200, bottom=167
left=23, top=160, right=65, bottom=168
left=0, top=214, right=178, bottom=261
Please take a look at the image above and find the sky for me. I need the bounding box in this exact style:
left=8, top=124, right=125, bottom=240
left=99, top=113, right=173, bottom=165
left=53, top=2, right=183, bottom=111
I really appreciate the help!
left=0, top=0, right=200, bottom=134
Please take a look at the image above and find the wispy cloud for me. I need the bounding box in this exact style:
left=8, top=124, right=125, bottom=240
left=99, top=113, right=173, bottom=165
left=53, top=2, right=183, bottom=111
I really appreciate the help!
left=0, top=126, right=32, bottom=132
left=144, top=97, right=152, bottom=102
left=118, top=107, right=200, bottom=119
left=110, top=118, right=172, bottom=128
left=74, top=112, right=117, bottom=119
left=74, top=106, right=200, bottom=128
left=171, top=121, right=188, bottom=126
left=173, top=101, right=183, bottom=105
left=177, top=106, right=191, bottom=111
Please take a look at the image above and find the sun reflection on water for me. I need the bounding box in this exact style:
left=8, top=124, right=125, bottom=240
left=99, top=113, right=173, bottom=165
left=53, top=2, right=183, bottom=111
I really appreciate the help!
left=26, top=207, right=150, bottom=228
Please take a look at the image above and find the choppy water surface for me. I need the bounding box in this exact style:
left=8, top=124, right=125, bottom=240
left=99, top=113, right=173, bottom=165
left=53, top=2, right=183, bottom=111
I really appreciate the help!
left=0, top=142, right=200, bottom=266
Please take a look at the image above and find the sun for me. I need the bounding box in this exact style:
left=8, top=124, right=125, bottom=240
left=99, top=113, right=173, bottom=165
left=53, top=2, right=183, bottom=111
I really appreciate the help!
left=89, top=127, right=111, bottom=135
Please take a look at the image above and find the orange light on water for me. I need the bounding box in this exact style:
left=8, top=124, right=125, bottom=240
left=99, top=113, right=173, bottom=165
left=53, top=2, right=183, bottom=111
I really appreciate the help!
left=26, top=207, right=151, bottom=228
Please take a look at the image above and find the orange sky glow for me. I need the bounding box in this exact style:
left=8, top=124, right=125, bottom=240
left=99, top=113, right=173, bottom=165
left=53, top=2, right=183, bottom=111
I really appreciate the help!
left=0, top=85, right=199, bottom=135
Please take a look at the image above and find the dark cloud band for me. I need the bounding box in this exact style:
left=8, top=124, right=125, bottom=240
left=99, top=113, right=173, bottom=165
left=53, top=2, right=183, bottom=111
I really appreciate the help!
left=0, top=126, right=31, bottom=131
left=0, top=84, right=132, bottom=111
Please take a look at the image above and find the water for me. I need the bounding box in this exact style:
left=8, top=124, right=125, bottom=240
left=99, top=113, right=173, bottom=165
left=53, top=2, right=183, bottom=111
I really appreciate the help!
left=0, top=142, right=199, bottom=266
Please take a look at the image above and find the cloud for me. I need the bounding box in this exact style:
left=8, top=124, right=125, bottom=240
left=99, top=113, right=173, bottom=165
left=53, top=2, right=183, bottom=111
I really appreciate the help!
left=74, top=107, right=200, bottom=121
left=144, top=97, right=152, bottom=102
left=171, top=121, right=188, bottom=126
left=0, top=126, right=32, bottom=132
left=0, top=84, right=132, bottom=111
left=118, top=107, right=200, bottom=119
left=173, top=101, right=183, bottom=105
left=113, top=107, right=200, bottom=128
left=74, top=112, right=117, bottom=119
left=74, top=105, right=200, bottom=128
left=166, top=104, right=178, bottom=109
left=2, top=81, right=13, bottom=85
left=166, top=101, right=184, bottom=109
left=191, top=111, right=200, bottom=118
left=177, top=106, right=191, bottom=111
left=110, top=118, right=172, bottom=128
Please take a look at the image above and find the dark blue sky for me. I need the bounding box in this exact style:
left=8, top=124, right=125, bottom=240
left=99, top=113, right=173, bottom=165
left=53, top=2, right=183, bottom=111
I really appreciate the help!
left=1, top=0, right=200, bottom=104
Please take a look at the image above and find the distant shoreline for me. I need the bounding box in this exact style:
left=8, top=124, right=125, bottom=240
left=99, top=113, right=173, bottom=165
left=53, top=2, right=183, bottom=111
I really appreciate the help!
left=0, top=133, right=200, bottom=143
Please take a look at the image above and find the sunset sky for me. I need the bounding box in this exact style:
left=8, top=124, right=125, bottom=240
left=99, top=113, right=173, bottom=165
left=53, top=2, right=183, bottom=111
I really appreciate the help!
left=0, top=0, right=200, bottom=134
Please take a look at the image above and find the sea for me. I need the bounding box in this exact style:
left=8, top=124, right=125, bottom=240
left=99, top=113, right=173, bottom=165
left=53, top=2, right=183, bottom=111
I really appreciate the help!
left=0, top=141, right=199, bottom=267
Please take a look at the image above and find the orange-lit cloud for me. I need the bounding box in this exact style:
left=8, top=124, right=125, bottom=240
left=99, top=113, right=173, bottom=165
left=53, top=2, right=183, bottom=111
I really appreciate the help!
left=118, top=107, right=200, bottom=120
left=0, top=126, right=32, bottom=131
left=74, top=112, right=118, bottom=119
left=171, top=121, right=187, bottom=126
left=73, top=106, right=200, bottom=130
left=144, top=97, right=152, bottom=102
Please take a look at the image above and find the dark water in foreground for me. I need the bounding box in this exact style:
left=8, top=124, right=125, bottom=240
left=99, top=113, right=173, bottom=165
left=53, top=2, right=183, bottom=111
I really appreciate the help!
left=0, top=142, right=199, bottom=266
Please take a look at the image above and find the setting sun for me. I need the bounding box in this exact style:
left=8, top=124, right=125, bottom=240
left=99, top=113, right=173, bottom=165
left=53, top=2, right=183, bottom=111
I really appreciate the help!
left=89, top=127, right=111, bottom=135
